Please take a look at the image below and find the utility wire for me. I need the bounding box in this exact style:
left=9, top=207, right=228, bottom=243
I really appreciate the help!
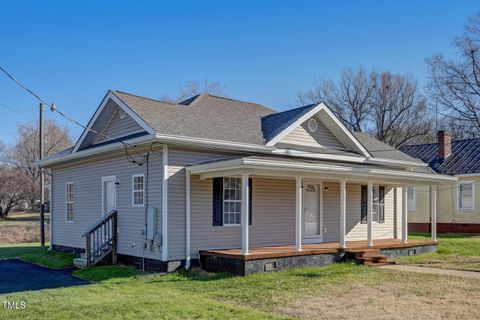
left=0, top=65, right=464, bottom=164
left=0, top=100, right=37, bottom=113
left=0, top=65, right=149, bottom=165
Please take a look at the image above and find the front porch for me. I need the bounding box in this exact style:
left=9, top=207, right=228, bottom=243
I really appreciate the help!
left=200, top=239, right=438, bottom=260
left=200, top=239, right=438, bottom=275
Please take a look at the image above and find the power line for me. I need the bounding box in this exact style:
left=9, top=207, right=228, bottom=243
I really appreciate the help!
left=0, top=100, right=37, bottom=113
left=0, top=65, right=149, bottom=166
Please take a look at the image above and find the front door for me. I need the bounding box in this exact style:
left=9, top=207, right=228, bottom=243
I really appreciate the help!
left=303, top=183, right=322, bottom=241
left=102, top=176, right=116, bottom=216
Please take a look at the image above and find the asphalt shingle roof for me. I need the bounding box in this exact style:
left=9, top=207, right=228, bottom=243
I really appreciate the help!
left=401, top=138, right=480, bottom=175
left=353, top=132, right=424, bottom=164
left=113, top=90, right=275, bottom=145
left=260, top=104, right=316, bottom=142
left=46, top=90, right=420, bottom=168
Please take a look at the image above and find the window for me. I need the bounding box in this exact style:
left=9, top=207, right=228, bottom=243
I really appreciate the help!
left=457, top=182, right=475, bottom=211
left=361, top=185, right=385, bottom=224
left=66, top=182, right=74, bottom=221
left=307, top=118, right=318, bottom=132
left=223, top=177, right=241, bottom=225
left=407, top=187, right=416, bottom=211
left=132, top=174, right=145, bottom=207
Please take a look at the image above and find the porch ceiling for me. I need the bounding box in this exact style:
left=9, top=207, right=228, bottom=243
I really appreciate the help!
left=186, top=156, right=457, bottom=185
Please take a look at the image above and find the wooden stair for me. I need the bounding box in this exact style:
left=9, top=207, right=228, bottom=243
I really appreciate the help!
left=354, top=249, right=395, bottom=266
left=74, top=210, right=118, bottom=268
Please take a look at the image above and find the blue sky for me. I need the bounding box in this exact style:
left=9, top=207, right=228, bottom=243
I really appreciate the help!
left=0, top=0, right=478, bottom=143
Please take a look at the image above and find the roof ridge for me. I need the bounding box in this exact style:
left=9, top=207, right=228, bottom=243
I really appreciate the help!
left=401, top=142, right=438, bottom=148
left=451, top=137, right=480, bottom=143
left=403, top=137, right=480, bottom=148
left=203, top=93, right=275, bottom=111
left=262, top=103, right=316, bottom=120
left=113, top=90, right=178, bottom=105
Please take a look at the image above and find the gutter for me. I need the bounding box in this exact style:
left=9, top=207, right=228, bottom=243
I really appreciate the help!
left=187, top=157, right=458, bottom=184
left=37, top=134, right=156, bottom=167
left=39, top=132, right=428, bottom=171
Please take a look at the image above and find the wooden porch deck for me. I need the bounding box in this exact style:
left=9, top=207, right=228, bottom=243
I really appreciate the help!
left=200, top=239, right=437, bottom=261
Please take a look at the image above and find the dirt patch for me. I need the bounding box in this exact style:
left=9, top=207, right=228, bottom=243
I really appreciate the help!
left=276, top=271, right=480, bottom=320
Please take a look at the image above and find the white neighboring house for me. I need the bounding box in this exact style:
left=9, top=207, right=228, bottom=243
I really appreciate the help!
left=38, top=90, right=455, bottom=275
left=402, top=131, right=480, bottom=233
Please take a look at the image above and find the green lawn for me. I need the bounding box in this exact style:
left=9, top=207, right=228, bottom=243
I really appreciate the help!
left=1, top=236, right=480, bottom=319
left=0, top=243, right=75, bottom=269
left=396, top=233, right=480, bottom=271
left=2, top=263, right=480, bottom=319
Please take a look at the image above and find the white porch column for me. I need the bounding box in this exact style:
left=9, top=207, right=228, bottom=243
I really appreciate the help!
left=340, top=180, right=347, bottom=249
left=430, top=185, right=437, bottom=241
left=367, top=181, right=373, bottom=247
left=241, top=173, right=250, bottom=255
left=295, top=177, right=303, bottom=252
left=402, top=186, right=408, bottom=244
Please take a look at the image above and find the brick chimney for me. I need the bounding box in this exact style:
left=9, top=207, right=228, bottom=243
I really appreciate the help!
left=438, top=130, right=452, bottom=159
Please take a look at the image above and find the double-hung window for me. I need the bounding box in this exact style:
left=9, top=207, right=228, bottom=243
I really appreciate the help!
left=361, top=185, right=385, bottom=223
left=66, top=182, right=74, bottom=221
left=132, top=174, right=145, bottom=207
left=223, top=177, right=241, bottom=225
left=457, top=181, right=475, bottom=211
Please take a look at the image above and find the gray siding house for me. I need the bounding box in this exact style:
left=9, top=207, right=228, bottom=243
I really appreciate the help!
left=39, top=90, right=455, bottom=274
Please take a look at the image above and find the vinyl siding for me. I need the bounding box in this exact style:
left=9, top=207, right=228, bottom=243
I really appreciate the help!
left=51, top=154, right=163, bottom=260
left=411, top=176, right=480, bottom=224
left=323, top=182, right=398, bottom=241
left=189, top=176, right=296, bottom=259
left=167, top=149, right=238, bottom=260
left=280, top=116, right=346, bottom=149
left=96, top=108, right=144, bottom=143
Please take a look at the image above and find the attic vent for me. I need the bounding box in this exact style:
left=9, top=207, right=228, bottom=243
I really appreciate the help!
left=308, top=118, right=318, bottom=132
left=119, top=109, right=126, bottom=119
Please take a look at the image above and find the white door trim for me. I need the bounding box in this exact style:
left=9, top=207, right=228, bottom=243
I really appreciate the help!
left=302, top=181, right=323, bottom=243
left=101, top=175, right=117, bottom=216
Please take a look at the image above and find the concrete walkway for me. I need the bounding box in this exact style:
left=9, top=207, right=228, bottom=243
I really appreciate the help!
left=380, top=264, right=480, bottom=279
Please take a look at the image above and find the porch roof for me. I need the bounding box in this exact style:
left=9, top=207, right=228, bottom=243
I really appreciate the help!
left=186, top=155, right=457, bottom=185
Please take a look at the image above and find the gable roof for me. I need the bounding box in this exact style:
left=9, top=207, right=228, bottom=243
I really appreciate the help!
left=263, top=103, right=371, bottom=157
left=401, top=138, right=480, bottom=175
left=261, top=104, right=317, bottom=142
left=49, top=89, right=423, bottom=169
left=113, top=90, right=275, bottom=145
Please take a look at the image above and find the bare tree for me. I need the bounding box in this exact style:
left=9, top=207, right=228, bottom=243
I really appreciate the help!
left=371, top=72, right=433, bottom=147
left=161, top=79, right=227, bottom=103
left=6, top=119, right=72, bottom=207
left=297, top=67, right=374, bottom=132
left=298, top=67, right=433, bottom=147
left=0, top=166, right=29, bottom=217
left=426, top=13, right=480, bottom=138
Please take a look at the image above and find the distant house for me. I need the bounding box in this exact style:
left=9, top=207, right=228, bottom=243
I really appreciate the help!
left=402, top=131, right=480, bottom=233
left=38, top=90, right=454, bottom=275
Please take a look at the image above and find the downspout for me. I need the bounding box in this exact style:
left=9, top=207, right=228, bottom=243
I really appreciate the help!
left=161, top=145, right=169, bottom=262
left=185, top=169, right=191, bottom=269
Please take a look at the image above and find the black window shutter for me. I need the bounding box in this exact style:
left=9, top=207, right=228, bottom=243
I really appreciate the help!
left=249, top=178, right=253, bottom=225
left=378, top=186, right=385, bottom=223
left=212, top=177, right=223, bottom=226
left=361, top=185, right=367, bottom=224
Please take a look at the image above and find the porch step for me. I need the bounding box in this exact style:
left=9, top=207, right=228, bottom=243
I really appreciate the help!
left=73, top=258, right=88, bottom=268
left=354, top=249, right=395, bottom=267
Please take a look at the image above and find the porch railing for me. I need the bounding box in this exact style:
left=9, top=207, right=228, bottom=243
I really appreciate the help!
left=82, top=210, right=117, bottom=267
